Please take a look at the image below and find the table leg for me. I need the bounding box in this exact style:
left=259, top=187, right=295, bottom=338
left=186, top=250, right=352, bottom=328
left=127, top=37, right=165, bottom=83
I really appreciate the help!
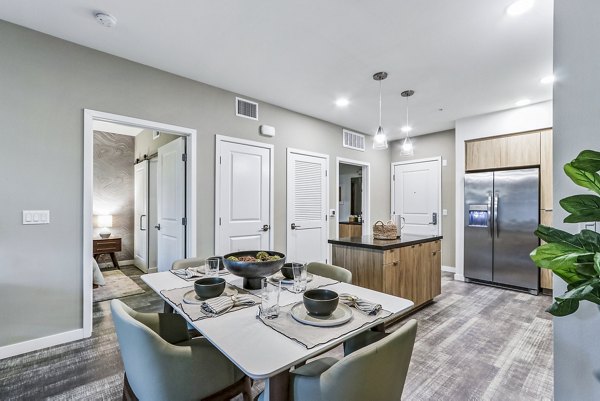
left=110, top=252, right=120, bottom=269
left=263, top=370, right=290, bottom=401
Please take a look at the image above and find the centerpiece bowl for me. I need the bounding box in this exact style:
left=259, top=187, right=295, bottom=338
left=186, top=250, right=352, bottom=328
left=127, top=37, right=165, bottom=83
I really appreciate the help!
left=223, top=250, right=286, bottom=290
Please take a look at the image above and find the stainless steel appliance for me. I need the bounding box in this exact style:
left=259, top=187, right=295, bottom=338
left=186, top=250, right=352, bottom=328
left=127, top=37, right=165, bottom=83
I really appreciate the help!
left=464, top=168, right=539, bottom=294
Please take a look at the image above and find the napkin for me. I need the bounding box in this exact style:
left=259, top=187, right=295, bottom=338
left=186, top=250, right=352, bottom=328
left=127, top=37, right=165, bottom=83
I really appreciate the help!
left=201, top=294, right=256, bottom=317
left=339, top=293, right=382, bottom=315
left=171, top=268, right=202, bottom=279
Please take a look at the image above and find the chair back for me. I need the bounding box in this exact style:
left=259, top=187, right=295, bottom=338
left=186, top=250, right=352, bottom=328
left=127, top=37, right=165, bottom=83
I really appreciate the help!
left=171, top=256, right=205, bottom=270
left=306, top=262, right=352, bottom=283
left=320, top=319, right=417, bottom=401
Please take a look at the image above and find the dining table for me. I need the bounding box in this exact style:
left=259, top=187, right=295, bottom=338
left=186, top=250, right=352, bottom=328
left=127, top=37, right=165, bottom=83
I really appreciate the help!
left=141, top=270, right=414, bottom=401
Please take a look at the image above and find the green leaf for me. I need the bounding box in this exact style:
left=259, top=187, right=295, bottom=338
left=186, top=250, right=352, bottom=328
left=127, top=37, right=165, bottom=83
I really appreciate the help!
left=594, top=253, right=600, bottom=276
left=547, top=299, right=580, bottom=316
left=534, top=225, right=582, bottom=247
left=560, top=195, right=600, bottom=223
left=564, top=211, right=600, bottom=223
left=530, top=243, right=593, bottom=284
left=564, top=163, right=600, bottom=195
left=571, top=150, right=600, bottom=173
left=556, top=279, right=600, bottom=305
left=576, top=262, right=597, bottom=277
left=579, top=230, right=600, bottom=252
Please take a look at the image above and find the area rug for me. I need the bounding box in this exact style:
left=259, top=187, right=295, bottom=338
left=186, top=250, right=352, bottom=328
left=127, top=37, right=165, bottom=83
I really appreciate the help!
left=93, top=270, right=145, bottom=302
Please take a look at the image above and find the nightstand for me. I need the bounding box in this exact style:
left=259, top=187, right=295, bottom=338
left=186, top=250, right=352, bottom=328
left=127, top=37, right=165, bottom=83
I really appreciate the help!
left=93, top=237, right=122, bottom=269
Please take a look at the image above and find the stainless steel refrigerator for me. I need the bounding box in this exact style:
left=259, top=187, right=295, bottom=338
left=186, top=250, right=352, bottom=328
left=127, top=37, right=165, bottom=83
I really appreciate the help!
left=464, top=168, right=539, bottom=294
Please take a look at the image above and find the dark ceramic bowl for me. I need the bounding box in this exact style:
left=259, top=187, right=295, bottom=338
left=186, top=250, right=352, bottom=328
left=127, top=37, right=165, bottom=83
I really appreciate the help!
left=303, top=289, right=339, bottom=317
left=280, top=263, right=295, bottom=279
left=194, top=277, right=226, bottom=299
left=207, top=256, right=226, bottom=270
left=223, top=251, right=286, bottom=290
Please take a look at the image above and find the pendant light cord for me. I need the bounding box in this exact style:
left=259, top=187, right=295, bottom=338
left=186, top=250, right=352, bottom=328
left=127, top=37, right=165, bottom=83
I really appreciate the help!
left=378, top=80, right=382, bottom=127
left=405, top=96, right=409, bottom=139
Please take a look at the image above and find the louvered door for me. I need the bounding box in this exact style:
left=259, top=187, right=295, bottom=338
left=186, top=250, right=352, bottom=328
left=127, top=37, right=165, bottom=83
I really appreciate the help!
left=287, top=149, right=329, bottom=263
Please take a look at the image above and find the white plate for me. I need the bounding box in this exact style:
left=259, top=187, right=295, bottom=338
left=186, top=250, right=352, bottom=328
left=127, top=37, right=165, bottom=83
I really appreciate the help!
left=269, top=272, right=314, bottom=285
left=182, top=286, right=238, bottom=304
left=290, top=302, right=353, bottom=327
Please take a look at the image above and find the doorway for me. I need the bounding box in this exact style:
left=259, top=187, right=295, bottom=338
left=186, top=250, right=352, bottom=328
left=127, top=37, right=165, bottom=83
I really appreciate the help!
left=83, top=110, right=197, bottom=337
left=335, top=158, right=371, bottom=238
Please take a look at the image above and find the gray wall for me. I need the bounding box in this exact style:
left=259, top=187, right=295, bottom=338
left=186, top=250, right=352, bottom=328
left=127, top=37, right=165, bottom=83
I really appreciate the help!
left=93, top=131, right=134, bottom=263
left=0, top=21, right=391, bottom=347
left=554, top=1, right=600, bottom=399
left=134, top=129, right=180, bottom=161
left=390, top=130, right=456, bottom=268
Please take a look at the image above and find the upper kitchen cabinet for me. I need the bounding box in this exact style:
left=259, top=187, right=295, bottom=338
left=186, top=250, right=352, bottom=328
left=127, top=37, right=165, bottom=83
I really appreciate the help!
left=540, top=129, right=553, bottom=210
left=465, top=131, right=541, bottom=171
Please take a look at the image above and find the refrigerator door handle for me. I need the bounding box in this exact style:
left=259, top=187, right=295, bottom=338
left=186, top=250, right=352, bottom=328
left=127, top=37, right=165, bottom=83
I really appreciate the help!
left=487, top=192, right=493, bottom=238
left=494, top=192, right=499, bottom=238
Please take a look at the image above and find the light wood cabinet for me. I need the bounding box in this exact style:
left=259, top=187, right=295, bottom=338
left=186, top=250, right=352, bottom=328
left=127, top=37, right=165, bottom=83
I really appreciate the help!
left=333, top=238, right=442, bottom=310
left=465, top=131, right=541, bottom=171
left=540, top=129, right=553, bottom=211
left=540, top=210, right=553, bottom=290
left=339, top=223, right=362, bottom=238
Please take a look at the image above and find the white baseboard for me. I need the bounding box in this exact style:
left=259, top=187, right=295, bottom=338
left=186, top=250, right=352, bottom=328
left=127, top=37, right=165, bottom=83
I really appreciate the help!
left=0, top=329, right=85, bottom=360
left=98, top=259, right=134, bottom=268
left=454, top=273, right=465, bottom=282
left=441, top=265, right=456, bottom=273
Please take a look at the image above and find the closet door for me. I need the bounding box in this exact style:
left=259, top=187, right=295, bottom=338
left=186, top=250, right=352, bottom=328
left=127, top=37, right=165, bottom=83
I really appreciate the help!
left=134, top=160, right=149, bottom=271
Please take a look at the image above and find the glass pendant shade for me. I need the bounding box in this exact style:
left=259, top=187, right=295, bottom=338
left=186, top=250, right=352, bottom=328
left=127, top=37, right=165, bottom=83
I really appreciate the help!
left=399, top=136, right=414, bottom=155
left=373, top=126, right=388, bottom=149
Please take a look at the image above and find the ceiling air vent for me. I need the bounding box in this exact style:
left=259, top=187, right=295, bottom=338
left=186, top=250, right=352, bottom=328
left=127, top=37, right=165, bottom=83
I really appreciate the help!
left=236, top=97, right=258, bottom=120
left=342, top=129, right=366, bottom=152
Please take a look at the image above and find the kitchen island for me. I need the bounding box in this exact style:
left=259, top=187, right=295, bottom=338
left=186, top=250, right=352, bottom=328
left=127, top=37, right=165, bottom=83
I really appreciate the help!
left=329, top=234, right=442, bottom=311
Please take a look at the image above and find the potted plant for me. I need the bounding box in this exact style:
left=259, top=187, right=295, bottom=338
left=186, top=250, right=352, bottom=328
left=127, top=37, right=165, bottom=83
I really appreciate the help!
left=531, top=149, right=600, bottom=316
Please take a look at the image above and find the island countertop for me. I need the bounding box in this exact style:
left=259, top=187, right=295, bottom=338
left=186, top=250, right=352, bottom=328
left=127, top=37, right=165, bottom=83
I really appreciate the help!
left=328, top=234, right=443, bottom=251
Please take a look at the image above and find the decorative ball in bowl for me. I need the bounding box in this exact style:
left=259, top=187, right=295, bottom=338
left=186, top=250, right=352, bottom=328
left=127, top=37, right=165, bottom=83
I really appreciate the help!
left=194, top=277, right=226, bottom=299
left=223, top=251, right=286, bottom=290
left=280, top=263, right=295, bottom=279
left=303, top=289, right=340, bottom=317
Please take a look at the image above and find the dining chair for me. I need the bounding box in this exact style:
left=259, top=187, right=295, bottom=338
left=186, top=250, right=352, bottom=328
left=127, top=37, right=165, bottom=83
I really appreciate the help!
left=306, top=262, right=352, bottom=283
left=111, top=299, right=252, bottom=401
left=172, top=256, right=205, bottom=270
left=286, top=319, right=417, bottom=401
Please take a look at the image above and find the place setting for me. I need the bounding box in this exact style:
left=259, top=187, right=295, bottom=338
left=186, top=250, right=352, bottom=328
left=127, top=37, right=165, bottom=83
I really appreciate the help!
left=170, top=256, right=230, bottom=281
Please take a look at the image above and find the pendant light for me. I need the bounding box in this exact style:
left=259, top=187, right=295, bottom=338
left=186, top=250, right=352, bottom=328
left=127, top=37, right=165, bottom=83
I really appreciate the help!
left=372, top=72, right=389, bottom=150
left=400, top=90, right=415, bottom=156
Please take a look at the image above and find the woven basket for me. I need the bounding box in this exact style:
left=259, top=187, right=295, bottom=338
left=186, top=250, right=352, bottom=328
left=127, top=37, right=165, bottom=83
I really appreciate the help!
left=373, top=220, right=398, bottom=240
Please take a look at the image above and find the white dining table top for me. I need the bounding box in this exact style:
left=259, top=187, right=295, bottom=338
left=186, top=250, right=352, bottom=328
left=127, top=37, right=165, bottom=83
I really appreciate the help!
left=141, top=271, right=414, bottom=380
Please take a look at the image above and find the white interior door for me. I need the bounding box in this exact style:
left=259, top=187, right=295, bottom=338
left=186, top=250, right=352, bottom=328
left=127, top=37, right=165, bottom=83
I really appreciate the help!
left=157, top=137, right=186, bottom=271
left=392, top=158, right=441, bottom=236
left=217, top=138, right=272, bottom=254
left=287, top=150, right=328, bottom=263
left=134, top=160, right=149, bottom=271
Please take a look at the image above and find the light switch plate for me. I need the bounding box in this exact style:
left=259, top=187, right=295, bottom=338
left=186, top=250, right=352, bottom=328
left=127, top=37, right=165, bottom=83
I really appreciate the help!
left=23, top=210, right=50, bottom=225
left=442, top=159, right=448, bottom=167
left=329, top=209, right=336, bottom=217
left=443, top=209, right=448, bottom=216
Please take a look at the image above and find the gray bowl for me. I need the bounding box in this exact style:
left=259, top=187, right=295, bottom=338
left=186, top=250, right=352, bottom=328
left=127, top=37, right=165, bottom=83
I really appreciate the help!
left=223, top=251, right=286, bottom=290
left=280, top=263, right=295, bottom=279
left=194, top=277, right=226, bottom=299
left=303, top=289, right=339, bottom=317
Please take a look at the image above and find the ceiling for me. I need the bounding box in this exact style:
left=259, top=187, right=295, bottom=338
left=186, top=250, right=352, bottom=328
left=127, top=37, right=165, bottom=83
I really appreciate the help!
left=0, top=0, right=553, bottom=140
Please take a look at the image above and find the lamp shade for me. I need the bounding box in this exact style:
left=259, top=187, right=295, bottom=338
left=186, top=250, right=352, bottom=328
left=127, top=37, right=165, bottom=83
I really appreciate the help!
left=97, top=214, right=113, bottom=228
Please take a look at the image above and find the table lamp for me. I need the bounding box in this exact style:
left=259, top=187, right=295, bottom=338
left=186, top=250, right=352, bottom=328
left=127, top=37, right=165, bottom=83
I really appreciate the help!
left=97, top=215, right=113, bottom=238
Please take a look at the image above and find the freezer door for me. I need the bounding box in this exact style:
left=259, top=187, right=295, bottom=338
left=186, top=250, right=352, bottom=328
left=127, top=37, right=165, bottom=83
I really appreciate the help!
left=492, top=168, right=540, bottom=290
left=464, top=172, right=494, bottom=282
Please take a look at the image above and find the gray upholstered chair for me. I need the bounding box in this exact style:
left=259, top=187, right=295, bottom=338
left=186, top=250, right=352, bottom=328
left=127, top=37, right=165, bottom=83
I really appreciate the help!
left=306, top=262, right=352, bottom=284
left=111, top=299, right=251, bottom=401
left=171, top=256, right=205, bottom=270
left=287, top=319, right=417, bottom=401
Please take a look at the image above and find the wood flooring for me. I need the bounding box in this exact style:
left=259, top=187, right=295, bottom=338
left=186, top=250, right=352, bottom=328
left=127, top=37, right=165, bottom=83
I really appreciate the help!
left=0, top=268, right=553, bottom=400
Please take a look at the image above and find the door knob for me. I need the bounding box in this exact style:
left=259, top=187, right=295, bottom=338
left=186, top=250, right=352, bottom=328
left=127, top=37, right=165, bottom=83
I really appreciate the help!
left=291, top=223, right=301, bottom=230
left=155, top=223, right=161, bottom=230
left=261, top=224, right=270, bottom=232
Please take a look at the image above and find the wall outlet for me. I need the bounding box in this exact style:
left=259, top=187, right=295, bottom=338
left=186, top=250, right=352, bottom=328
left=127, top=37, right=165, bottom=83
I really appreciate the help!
left=23, top=210, right=50, bottom=225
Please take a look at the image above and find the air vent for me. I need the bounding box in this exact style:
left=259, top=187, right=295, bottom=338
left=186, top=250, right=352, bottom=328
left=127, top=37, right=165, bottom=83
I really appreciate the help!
left=342, top=129, right=366, bottom=151
left=236, top=97, right=258, bottom=120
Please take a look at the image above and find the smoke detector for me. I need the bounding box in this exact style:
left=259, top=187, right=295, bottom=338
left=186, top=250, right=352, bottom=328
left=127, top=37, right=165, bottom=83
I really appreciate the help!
left=95, top=12, right=117, bottom=28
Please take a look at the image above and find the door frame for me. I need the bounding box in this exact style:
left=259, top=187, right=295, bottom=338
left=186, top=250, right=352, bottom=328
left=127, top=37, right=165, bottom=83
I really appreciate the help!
left=286, top=148, right=330, bottom=261
left=390, top=156, right=442, bottom=236
left=83, top=109, right=197, bottom=338
left=335, top=158, right=371, bottom=238
left=214, top=135, right=274, bottom=255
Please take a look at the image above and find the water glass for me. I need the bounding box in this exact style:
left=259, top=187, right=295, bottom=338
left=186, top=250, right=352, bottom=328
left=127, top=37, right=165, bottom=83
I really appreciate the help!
left=205, top=257, right=220, bottom=277
left=292, top=262, right=307, bottom=293
left=260, top=278, right=280, bottom=319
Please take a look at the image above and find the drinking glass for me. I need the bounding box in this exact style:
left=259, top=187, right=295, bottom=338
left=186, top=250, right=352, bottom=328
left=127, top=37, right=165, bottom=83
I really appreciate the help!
left=292, top=262, right=307, bottom=293
left=206, top=257, right=220, bottom=277
left=260, top=278, right=280, bottom=319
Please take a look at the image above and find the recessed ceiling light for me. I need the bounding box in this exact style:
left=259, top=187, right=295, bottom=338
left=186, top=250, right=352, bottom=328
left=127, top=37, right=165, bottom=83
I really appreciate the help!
left=540, top=75, right=555, bottom=84
left=401, top=125, right=412, bottom=133
left=506, top=0, right=535, bottom=16
left=95, top=12, right=117, bottom=28
left=515, top=99, right=531, bottom=107
left=335, top=98, right=350, bottom=107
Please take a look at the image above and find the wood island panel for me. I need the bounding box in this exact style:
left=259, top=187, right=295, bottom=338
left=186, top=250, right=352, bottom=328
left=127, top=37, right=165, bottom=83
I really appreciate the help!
left=332, top=245, right=384, bottom=291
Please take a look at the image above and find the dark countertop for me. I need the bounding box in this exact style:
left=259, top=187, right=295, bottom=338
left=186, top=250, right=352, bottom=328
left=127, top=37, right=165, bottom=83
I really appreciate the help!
left=328, top=234, right=442, bottom=251
left=339, top=221, right=363, bottom=225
